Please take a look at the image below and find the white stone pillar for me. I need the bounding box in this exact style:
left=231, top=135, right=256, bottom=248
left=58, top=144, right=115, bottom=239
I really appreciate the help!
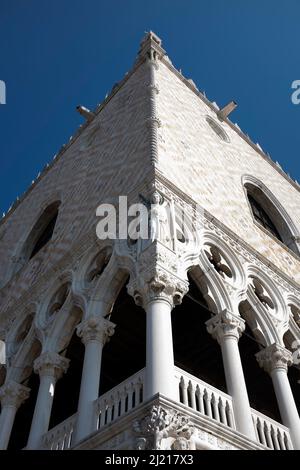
left=256, top=343, right=300, bottom=449
left=145, top=297, right=177, bottom=400
left=26, top=352, right=69, bottom=449
left=129, top=270, right=189, bottom=402
left=73, top=316, right=115, bottom=444
left=206, top=310, right=257, bottom=440
left=0, top=380, right=30, bottom=449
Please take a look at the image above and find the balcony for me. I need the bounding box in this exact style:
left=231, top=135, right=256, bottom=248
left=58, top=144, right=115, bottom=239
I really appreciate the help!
left=42, top=369, right=145, bottom=450
left=175, top=368, right=292, bottom=450
left=41, top=367, right=292, bottom=450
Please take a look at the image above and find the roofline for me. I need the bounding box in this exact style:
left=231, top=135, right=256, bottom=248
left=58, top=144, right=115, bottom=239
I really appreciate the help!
left=157, top=54, right=300, bottom=194
left=0, top=54, right=148, bottom=228
left=1, top=32, right=299, bottom=228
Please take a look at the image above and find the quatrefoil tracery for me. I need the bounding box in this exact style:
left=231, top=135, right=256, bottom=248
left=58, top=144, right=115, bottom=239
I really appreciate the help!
left=251, top=278, right=274, bottom=310
left=205, top=245, right=233, bottom=280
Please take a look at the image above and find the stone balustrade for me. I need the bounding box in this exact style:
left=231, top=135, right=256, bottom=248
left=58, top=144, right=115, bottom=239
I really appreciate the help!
left=95, top=369, right=145, bottom=430
left=40, top=367, right=293, bottom=450
left=175, top=367, right=235, bottom=429
left=251, top=409, right=292, bottom=450
left=42, top=414, right=76, bottom=450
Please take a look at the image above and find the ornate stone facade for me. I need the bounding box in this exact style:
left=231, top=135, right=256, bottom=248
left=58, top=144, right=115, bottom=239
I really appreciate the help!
left=0, top=32, right=300, bottom=451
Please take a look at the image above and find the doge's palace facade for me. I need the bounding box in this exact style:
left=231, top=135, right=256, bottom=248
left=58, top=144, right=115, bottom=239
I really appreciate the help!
left=0, top=33, right=300, bottom=451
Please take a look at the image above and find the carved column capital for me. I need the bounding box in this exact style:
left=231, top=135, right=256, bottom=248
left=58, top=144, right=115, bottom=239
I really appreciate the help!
left=76, top=316, right=116, bottom=346
left=128, top=269, right=189, bottom=309
left=0, top=380, right=30, bottom=408
left=256, top=344, right=293, bottom=374
left=206, top=310, right=245, bottom=343
left=34, top=352, right=69, bottom=380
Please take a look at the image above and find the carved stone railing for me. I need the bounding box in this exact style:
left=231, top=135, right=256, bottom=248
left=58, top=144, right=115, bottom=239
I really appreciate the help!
left=41, top=368, right=145, bottom=449
left=251, top=409, right=292, bottom=450
left=175, top=367, right=235, bottom=429
left=95, top=368, right=145, bottom=430
left=41, top=366, right=293, bottom=451
left=42, top=414, right=76, bottom=450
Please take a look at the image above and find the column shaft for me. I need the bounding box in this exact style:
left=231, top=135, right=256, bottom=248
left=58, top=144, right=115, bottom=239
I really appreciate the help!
left=206, top=310, right=257, bottom=440
left=26, top=352, right=69, bottom=449
left=220, top=335, right=256, bottom=439
left=256, top=343, right=300, bottom=449
left=27, top=374, right=55, bottom=449
left=73, top=316, right=115, bottom=445
left=271, top=368, right=300, bottom=449
left=0, top=381, right=30, bottom=449
left=74, top=340, right=103, bottom=442
left=145, top=299, right=177, bottom=400
left=0, top=406, right=17, bottom=449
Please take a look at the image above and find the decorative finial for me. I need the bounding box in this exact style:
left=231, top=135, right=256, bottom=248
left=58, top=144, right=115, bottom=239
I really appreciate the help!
left=137, top=31, right=165, bottom=61
left=140, top=31, right=162, bottom=47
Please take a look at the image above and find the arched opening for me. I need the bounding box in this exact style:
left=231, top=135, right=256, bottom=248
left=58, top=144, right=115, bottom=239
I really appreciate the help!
left=245, top=181, right=299, bottom=255
left=85, top=248, right=112, bottom=285
left=100, top=280, right=146, bottom=395
left=49, top=330, right=85, bottom=429
left=172, top=275, right=227, bottom=392
left=4, top=202, right=61, bottom=286
left=8, top=339, right=42, bottom=450
left=239, top=300, right=281, bottom=422
left=248, top=194, right=282, bottom=242
left=47, top=283, right=70, bottom=317
left=11, top=314, right=35, bottom=358
left=24, top=201, right=60, bottom=262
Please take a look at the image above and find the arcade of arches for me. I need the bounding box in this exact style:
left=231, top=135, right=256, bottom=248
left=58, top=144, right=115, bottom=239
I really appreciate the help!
left=3, top=274, right=299, bottom=449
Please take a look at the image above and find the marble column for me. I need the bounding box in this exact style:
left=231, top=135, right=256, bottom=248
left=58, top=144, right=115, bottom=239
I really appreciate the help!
left=256, top=343, right=300, bottom=449
left=0, top=380, right=30, bottom=449
left=27, top=352, right=69, bottom=449
left=129, top=271, right=189, bottom=402
left=206, top=310, right=257, bottom=440
left=145, top=297, right=177, bottom=400
left=73, top=316, right=115, bottom=444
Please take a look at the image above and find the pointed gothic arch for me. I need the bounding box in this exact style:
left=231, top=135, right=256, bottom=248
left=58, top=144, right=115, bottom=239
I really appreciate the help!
left=171, top=274, right=227, bottom=393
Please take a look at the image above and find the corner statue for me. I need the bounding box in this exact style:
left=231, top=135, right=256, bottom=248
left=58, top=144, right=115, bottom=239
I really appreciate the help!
left=150, top=191, right=171, bottom=245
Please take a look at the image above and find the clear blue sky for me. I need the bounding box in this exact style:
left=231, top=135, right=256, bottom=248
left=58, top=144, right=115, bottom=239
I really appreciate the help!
left=0, top=1, right=299, bottom=214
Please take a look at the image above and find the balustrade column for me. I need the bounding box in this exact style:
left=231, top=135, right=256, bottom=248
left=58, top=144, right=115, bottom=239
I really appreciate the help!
left=73, top=316, right=115, bottom=444
left=0, top=380, right=30, bottom=449
left=256, top=344, right=300, bottom=449
left=206, top=310, right=257, bottom=440
left=27, top=352, right=69, bottom=449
